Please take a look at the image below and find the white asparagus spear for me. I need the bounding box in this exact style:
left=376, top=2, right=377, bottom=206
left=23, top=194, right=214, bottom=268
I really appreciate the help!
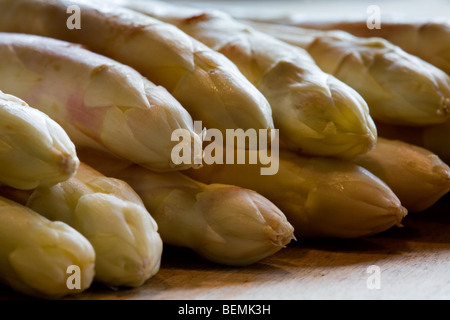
left=422, top=121, right=450, bottom=166
left=0, top=32, right=201, bottom=172
left=0, top=0, right=274, bottom=133
left=186, top=149, right=408, bottom=239
left=283, top=18, right=450, bottom=76
left=77, top=149, right=295, bottom=267
left=1, top=163, right=163, bottom=287
left=375, top=121, right=450, bottom=166
left=244, top=21, right=450, bottom=126
left=353, top=138, right=450, bottom=212
left=0, top=90, right=79, bottom=190
left=109, top=0, right=376, bottom=159
left=0, top=196, right=95, bottom=299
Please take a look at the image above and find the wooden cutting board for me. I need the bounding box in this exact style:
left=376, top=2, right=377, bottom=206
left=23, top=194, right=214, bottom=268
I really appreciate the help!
left=1, top=194, right=448, bottom=300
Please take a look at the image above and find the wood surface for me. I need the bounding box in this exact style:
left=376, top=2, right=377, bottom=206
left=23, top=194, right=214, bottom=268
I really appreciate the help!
left=1, top=193, right=448, bottom=300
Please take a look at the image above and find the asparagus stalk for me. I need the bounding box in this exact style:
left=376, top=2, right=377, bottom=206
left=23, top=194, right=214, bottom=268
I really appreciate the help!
left=353, top=137, right=450, bottom=212
left=78, top=149, right=295, bottom=267
left=0, top=0, right=274, bottom=133
left=376, top=121, right=450, bottom=166
left=0, top=91, right=78, bottom=190
left=2, top=163, right=163, bottom=288
left=0, top=196, right=95, bottom=299
left=284, top=19, right=450, bottom=76
left=374, top=122, right=426, bottom=146
left=245, top=21, right=450, bottom=126
left=186, top=149, right=407, bottom=239
left=0, top=32, right=202, bottom=172
left=118, top=0, right=377, bottom=159
left=422, top=121, right=450, bottom=165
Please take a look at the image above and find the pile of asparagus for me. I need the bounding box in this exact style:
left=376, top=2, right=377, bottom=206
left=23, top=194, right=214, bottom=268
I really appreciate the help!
left=0, top=0, right=448, bottom=299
